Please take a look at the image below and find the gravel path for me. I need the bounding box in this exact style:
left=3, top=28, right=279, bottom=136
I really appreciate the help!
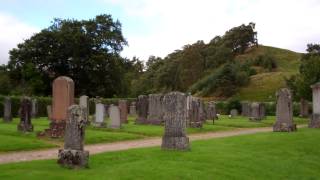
left=0, top=126, right=296, bottom=164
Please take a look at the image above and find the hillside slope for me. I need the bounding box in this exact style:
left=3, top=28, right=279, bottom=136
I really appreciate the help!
left=233, top=45, right=301, bottom=101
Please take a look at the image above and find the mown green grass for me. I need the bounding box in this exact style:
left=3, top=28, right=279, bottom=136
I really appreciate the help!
left=0, top=128, right=319, bottom=179
left=0, top=115, right=309, bottom=152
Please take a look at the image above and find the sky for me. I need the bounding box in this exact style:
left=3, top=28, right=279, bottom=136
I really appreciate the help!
left=0, top=0, right=320, bottom=64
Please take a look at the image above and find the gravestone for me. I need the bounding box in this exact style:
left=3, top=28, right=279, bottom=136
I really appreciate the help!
left=45, top=76, right=74, bottom=138
left=300, top=98, right=309, bottom=118
left=310, top=82, right=320, bottom=128
left=249, top=102, right=263, bottom=121
left=47, top=105, right=52, bottom=120
left=241, top=102, right=251, bottom=117
left=230, top=109, right=238, bottom=117
left=118, top=100, right=128, bottom=123
left=206, top=101, right=217, bottom=124
left=93, top=103, right=106, bottom=127
left=17, top=97, right=33, bottom=132
left=79, top=95, right=89, bottom=122
left=161, top=92, right=189, bottom=150
left=3, top=97, right=12, bottom=122
left=31, top=99, right=38, bottom=118
left=108, top=105, right=121, bottom=129
left=147, top=94, right=163, bottom=125
left=259, top=103, right=266, bottom=119
left=136, top=95, right=148, bottom=124
left=57, top=105, right=89, bottom=168
left=129, top=102, right=136, bottom=115
left=187, top=97, right=204, bottom=128
left=273, top=88, right=297, bottom=132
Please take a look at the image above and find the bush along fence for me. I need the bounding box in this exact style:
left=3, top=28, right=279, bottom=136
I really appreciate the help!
left=0, top=95, right=136, bottom=118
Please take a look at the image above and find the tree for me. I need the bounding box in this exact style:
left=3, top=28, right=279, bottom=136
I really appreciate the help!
left=8, top=14, right=128, bottom=97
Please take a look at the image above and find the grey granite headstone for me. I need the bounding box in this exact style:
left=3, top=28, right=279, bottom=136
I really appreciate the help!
left=241, top=102, right=251, bottom=117
left=129, top=102, right=136, bottom=115
left=108, top=105, right=121, bottom=129
left=273, top=88, right=296, bottom=132
left=161, top=92, right=189, bottom=150
left=47, top=105, right=52, bottom=120
left=118, top=100, right=128, bottom=123
left=187, top=97, right=204, bottom=128
left=206, top=101, right=217, bottom=124
left=299, top=98, right=309, bottom=118
left=3, top=97, right=12, bottom=122
left=93, top=103, right=106, bottom=127
left=249, top=102, right=265, bottom=121
left=147, top=94, right=163, bottom=125
left=17, top=97, right=33, bottom=132
left=230, top=109, right=238, bottom=117
left=79, top=95, right=89, bottom=122
left=58, top=105, right=89, bottom=168
left=31, top=99, right=38, bottom=118
left=136, top=95, right=148, bottom=124
left=310, top=82, right=320, bottom=128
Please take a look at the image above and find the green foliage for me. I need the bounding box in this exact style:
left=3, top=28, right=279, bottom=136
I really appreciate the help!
left=252, top=54, right=277, bottom=71
left=226, top=98, right=241, bottom=113
left=8, top=14, right=130, bottom=97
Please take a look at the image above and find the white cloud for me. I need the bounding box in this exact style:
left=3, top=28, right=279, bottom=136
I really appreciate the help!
left=0, top=13, right=39, bottom=64
left=104, top=0, right=320, bottom=60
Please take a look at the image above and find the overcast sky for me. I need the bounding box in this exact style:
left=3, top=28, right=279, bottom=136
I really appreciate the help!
left=0, top=0, right=320, bottom=64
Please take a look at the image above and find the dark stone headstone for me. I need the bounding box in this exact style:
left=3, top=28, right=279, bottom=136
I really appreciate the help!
left=136, top=95, right=149, bottom=124
left=129, top=102, right=136, bottom=115
left=3, top=97, right=12, bottom=122
left=241, top=102, right=251, bottom=117
left=118, top=100, right=128, bottom=123
left=187, top=97, right=205, bottom=128
left=31, top=99, right=38, bottom=118
left=57, top=105, right=89, bottom=168
left=162, top=92, right=189, bottom=150
left=273, top=88, right=296, bottom=132
left=147, top=94, right=163, bottom=125
left=299, top=98, right=309, bottom=118
left=249, top=102, right=265, bottom=121
left=17, top=97, right=33, bottom=132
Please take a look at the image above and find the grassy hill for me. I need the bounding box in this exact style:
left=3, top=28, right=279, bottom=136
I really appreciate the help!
left=232, top=45, right=302, bottom=101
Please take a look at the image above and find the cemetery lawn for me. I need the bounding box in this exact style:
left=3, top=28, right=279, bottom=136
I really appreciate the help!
left=0, top=116, right=309, bottom=152
left=0, top=128, right=319, bottom=179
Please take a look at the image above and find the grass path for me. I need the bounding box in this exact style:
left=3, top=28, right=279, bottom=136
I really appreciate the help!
left=1, top=125, right=306, bottom=165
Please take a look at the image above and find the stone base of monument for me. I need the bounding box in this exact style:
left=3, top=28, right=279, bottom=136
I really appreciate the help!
left=39, top=121, right=65, bottom=138
left=161, top=136, right=190, bottom=150
left=57, top=149, right=89, bottom=168
left=135, top=117, right=147, bottom=124
left=92, top=122, right=106, bottom=128
left=273, top=123, right=297, bottom=132
left=309, top=114, right=320, bottom=128
left=17, top=123, right=33, bottom=132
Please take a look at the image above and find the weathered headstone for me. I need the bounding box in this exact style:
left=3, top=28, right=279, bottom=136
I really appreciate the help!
left=206, top=101, right=217, bottom=124
left=118, top=100, right=128, bottom=123
left=241, top=102, right=251, bottom=117
left=17, top=97, right=33, bottom=132
left=79, top=95, right=89, bottom=122
left=129, top=102, right=136, bottom=115
left=108, top=105, right=121, bottom=129
left=161, top=92, right=189, bottom=150
left=249, top=102, right=264, bottom=121
left=300, top=98, right=309, bottom=118
left=3, top=97, right=12, bottom=122
left=147, top=94, right=163, bottom=125
left=310, top=82, right=320, bottom=128
left=47, top=105, right=52, bottom=120
left=31, top=99, right=38, bottom=118
left=93, top=103, right=106, bottom=127
left=187, top=97, right=204, bottom=128
left=273, top=88, right=297, bottom=132
left=136, top=95, right=148, bottom=124
left=57, top=105, right=89, bottom=168
left=45, top=76, right=74, bottom=137
left=230, top=109, right=238, bottom=117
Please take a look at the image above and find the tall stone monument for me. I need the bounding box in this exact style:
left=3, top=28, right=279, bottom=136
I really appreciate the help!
left=108, top=105, right=121, bottom=129
left=241, top=102, right=251, bottom=116
left=249, top=102, right=265, bottom=121
left=136, top=95, right=148, bottom=124
left=273, top=88, right=297, bottom=132
left=79, top=95, right=89, bottom=122
left=3, top=97, right=12, bottom=122
left=161, top=92, right=189, bottom=150
left=188, top=97, right=204, bottom=128
left=31, top=99, right=38, bottom=118
left=57, top=105, right=89, bottom=168
left=17, top=97, right=33, bottom=132
left=93, top=103, right=106, bottom=127
left=118, top=100, right=128, bottom=123
left=46, top=76, right=74, bottom=138
left=310, top=82, right=320, bottom=128
left=147, top=94, right=163, bottom=125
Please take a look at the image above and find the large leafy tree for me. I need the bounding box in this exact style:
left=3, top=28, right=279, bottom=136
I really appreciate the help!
left=8, top=14, right=128, bottom=97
